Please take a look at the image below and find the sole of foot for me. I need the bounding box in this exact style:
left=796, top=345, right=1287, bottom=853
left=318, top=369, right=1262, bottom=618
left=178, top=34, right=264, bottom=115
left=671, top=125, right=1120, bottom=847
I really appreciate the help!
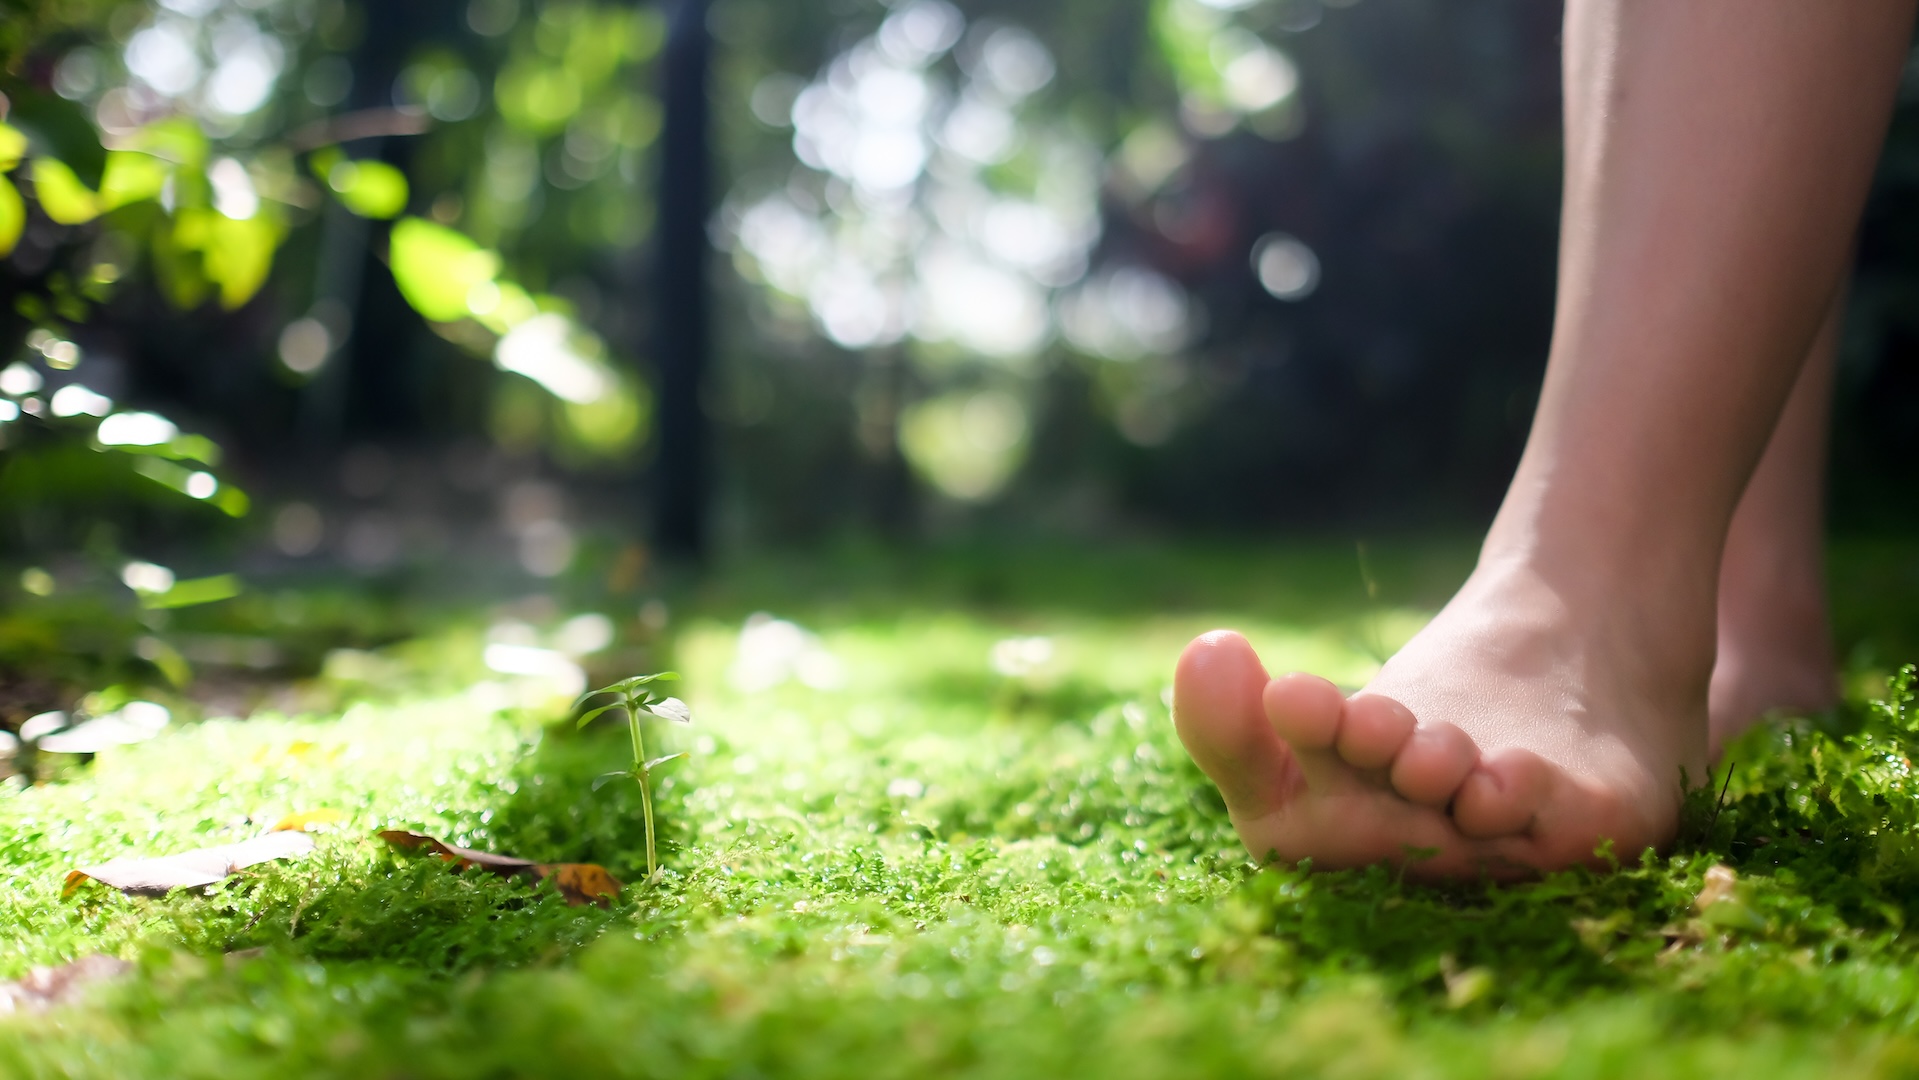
left=1174, top=591, right=1706, bottom=881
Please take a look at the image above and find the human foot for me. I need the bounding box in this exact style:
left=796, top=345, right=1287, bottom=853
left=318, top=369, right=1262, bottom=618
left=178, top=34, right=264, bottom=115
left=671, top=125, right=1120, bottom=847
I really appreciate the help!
left=1709, top=579, right=1839, bottom=756
left=1174, top=564, right=1710, bottom=880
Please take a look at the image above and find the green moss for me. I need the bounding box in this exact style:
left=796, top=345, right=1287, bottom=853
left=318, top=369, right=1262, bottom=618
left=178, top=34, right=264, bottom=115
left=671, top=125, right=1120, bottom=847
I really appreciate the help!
left=3, top=540, right=1919, bottom=1078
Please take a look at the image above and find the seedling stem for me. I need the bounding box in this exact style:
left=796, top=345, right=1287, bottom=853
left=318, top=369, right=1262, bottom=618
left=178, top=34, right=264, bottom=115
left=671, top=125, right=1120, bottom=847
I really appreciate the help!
left=577, top=673, right=691, bottom=887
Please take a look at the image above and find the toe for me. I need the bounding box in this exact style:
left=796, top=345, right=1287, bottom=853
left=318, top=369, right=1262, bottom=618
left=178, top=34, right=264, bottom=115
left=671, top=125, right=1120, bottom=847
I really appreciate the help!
left=1386, top=719, right=1479, bottom=807
left=1336, top=694, right=1417, bottom=771
left=1261, top=672, right=1345, bottom=751
left=1173, top=631, right=1294, bottom=820
left=1451, top=747, right=1555, bottom=839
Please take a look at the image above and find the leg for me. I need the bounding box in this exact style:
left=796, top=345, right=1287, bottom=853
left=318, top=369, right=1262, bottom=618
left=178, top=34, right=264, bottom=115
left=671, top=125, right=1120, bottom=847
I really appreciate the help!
left=1175, top=0, right=1913, bottom=878
left=1710, top=294, right=1844, bottom=756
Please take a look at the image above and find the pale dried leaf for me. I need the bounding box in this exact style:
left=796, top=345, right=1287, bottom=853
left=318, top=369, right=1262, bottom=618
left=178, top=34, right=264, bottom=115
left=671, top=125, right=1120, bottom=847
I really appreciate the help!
left=1695, top=864, right=1738, bottom=911
left=66, top=831, right=315, bottom=897
left=0, top=955, right=133, bottom=1014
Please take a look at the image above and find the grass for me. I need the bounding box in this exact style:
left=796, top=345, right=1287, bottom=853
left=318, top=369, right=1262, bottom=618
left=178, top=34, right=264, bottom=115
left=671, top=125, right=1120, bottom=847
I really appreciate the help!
left=3, top=538, right=1919, bottom=1077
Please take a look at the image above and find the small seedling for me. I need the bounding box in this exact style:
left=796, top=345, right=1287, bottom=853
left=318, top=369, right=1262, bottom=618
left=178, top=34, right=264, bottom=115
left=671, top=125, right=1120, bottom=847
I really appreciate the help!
left=576, top=673, right=692, bottom=885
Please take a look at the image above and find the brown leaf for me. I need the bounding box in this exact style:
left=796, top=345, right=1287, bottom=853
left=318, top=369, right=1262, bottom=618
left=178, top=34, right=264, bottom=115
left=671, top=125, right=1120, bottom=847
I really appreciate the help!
left=380, top=831, right=620, bottom=905
left=65, top=831, right=316, bottom=897
left=377, top=830, right=537, bottom=876
left=536, top=863, right=623, bottom=907
left=0, top=955, right=133, bottom=1015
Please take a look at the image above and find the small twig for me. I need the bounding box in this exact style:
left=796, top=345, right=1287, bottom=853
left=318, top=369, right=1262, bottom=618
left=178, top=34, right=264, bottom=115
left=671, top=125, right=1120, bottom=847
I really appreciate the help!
left=1707, top=761, right=1736, bottom=836
left=285, top=108, right=433, bottom=152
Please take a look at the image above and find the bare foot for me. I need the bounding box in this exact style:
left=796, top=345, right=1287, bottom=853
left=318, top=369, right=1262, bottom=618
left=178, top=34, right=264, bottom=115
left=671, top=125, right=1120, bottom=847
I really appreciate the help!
left=1709, top=577, right=1839, bottom=755
left=1174, top=562, right=1710, bottom=880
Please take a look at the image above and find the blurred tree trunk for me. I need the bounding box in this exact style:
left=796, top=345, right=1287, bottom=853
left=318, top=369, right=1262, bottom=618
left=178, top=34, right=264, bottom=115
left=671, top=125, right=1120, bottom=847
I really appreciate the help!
left=314, top=1, right=457, bottom=447
left=653, top=0, right=712, bottom=559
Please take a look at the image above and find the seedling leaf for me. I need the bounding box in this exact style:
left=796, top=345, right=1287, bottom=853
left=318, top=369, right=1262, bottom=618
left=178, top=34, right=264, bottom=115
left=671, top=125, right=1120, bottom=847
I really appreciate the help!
left=591, top=770, right=632, bottom=791
left=643, top=752, right=687, bottom=771
left=575, top=703, right=622, bottom=730
left=645, top=697, right=693, bottom=725
left=589, top=672, right=679, bottom=698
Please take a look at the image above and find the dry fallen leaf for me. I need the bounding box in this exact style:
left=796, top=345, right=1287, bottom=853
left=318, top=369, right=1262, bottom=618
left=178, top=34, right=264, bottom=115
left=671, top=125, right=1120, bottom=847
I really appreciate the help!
left=378, top=830, right=622, bottom=907
left=1692, top=863, right=1767, bottom=932
left=539, top=863, right=623, bottom=906
left=1695, top=864, right=1739, bottom=910
left=65, top=831, right=316, bottom=897
left=377, top=830, right=537, bottom=873
left=0, top=955, right=133, bottom=1014
left=36, top=702, right=170, bottom=755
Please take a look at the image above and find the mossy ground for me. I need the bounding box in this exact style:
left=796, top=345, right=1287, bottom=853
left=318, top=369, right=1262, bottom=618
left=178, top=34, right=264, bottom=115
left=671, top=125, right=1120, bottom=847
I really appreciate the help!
left=5, top=539, right=1919, bottom=1078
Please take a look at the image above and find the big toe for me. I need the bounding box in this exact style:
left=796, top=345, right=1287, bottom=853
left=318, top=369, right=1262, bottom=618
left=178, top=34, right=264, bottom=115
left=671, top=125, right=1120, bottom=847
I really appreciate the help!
left=1174, top=631, right=1294, bottom=820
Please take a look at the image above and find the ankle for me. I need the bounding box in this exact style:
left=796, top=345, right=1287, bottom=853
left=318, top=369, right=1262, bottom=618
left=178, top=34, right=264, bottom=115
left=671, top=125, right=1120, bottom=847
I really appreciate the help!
left=1482, top=488, right=1723, bottom=624
left=1457, top=547, right=1719, bottom=695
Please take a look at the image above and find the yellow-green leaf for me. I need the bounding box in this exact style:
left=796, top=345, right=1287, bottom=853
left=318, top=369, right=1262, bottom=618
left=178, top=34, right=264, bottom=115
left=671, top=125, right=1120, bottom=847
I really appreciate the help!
left=129, top=117, right=209, bottom=170
left=388, top=217, right=500, bottom=322
left=168, top=208, right=279, bottom=309
left=561, top=375, right=648, bottom=456
left=0, top=123, right=27, bottom=172
left=200, top=214, right=278, bottom=309
left=327, top=159, right=409, bottom=219
left=30, top=157, right=101, bottom=225
left=495, top=61, right=583, bottom=135
left=0, top=175, right=23, bottom=257
left=99, top=151, right=170, bottom=211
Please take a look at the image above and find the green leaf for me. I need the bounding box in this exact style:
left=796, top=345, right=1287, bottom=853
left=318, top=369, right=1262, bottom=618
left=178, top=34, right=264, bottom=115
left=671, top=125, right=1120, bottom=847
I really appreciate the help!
left=387, top=217, right=499, bottom=322
left=574, top=702, right=622, bottom=730
left=327, top=159, right=409, bottom=219
left=0, top=79, right=106, bottom=187
left=591, top=770, right=634, bottom=792
left=642, top=752, right=687, bottom=772
left=0, top=175, right=21, bottom=257
left=1700, top=898, right=1768, bottom=934
left=29, top=157, right=100, bottom=224
left=211, top=485, right=250, bottom=518
left=572, top=688, right=614, bottom=711
left=143, top=574, right=242, bottom=610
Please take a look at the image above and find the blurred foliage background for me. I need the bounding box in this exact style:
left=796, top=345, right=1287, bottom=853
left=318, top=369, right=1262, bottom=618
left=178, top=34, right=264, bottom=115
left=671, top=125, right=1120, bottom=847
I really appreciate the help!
left=0, top=0, right=1916, bottom=698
